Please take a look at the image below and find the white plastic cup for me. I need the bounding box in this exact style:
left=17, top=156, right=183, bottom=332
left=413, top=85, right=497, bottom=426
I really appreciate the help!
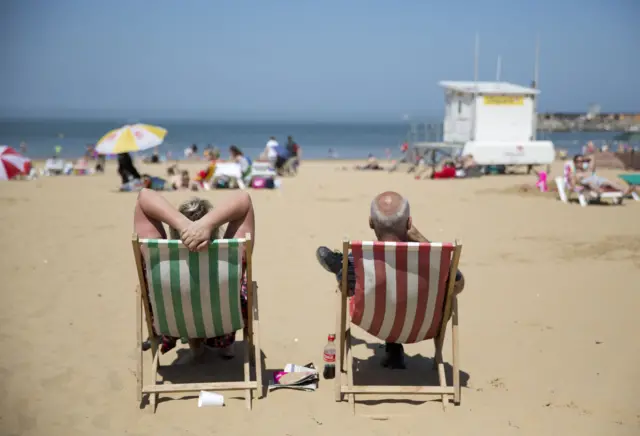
left=198, top=391, right=224, bottom=407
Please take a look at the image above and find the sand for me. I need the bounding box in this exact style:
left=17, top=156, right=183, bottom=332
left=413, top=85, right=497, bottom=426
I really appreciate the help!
left=0, top=160, right=639, bottom=435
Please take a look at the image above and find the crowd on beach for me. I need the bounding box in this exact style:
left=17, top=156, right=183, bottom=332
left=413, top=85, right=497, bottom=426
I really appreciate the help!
left=3, top=134, right=639, bottom=204
left=122, top=136, right=302, bottom=192
left=9, top=135, right=303, bottom=192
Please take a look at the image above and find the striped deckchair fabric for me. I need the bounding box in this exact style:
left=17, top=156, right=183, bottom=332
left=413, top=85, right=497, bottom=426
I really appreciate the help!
left=350, top=241, right=454, bottom=344
left=139, top=238, right=245, bottom=339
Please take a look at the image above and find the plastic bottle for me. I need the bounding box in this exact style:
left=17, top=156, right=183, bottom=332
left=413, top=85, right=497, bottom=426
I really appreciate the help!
left=323, top=334, right=336, bottom=379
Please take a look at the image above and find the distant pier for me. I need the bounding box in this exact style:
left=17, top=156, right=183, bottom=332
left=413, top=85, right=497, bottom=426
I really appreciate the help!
left=537, top=112, right=640, bottom=132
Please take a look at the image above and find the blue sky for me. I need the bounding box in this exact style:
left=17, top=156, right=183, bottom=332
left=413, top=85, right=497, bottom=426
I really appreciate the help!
left=1, top=0, right=638, bottom=121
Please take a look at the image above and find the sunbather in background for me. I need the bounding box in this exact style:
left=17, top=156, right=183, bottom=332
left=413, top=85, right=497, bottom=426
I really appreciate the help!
left=135, top=189, right=256, bottom=359
left=572, top=154, right=636, bottom=196
left=354, top=154, right=384, bottom=170
left=315, top=191, right=464, bottom=369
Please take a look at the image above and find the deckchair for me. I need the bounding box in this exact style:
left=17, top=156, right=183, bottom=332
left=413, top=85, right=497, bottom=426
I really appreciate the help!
left=132, top=234, right=262, bottom=412
left=334, top=240, right=462, bottom=413
left=555, top=161, right=623, bottom=207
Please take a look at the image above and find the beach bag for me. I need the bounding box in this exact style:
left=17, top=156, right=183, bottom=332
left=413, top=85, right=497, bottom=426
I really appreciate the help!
left=252, top=177, right=266, bottom=189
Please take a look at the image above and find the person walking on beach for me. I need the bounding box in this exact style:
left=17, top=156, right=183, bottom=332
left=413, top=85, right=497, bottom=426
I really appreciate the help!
left=314, top=191, right=465, bottom=369
left=263, top=136, right=279, bottom=166
left=117, top=152, right=142, bottom=184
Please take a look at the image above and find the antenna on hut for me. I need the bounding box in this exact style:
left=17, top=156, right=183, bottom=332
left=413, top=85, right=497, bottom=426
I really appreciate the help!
left=471, top=33, right=480, bottom=141
left=531, top=35, right=540, bottom=140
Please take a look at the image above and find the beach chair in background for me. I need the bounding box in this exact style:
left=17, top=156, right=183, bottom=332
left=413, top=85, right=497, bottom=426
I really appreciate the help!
left=617, top=174, right=640, bottom=201
left=43, top=158, right=65, bottom=176
left=555, top=162, right=623, bottom=207
left=132, top=235, right=262, bottom=412
left=248, top=161, right=276, bottom=182
left=334, top=240, right=463, bottom=413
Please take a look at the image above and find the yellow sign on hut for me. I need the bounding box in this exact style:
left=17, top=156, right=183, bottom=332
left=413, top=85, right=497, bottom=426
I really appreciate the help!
left=484, top=95, right=525, bottom=105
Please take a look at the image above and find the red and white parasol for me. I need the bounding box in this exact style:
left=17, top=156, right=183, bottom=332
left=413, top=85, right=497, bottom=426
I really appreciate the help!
left=0, top=146, right=32, bottom=180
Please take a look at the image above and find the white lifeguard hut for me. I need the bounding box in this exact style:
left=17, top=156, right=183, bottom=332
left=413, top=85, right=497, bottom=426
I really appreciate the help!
left=426, top=80, right=555, bottom=166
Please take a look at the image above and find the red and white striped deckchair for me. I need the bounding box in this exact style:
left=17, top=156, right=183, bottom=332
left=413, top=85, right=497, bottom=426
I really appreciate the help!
left=334, top=240, right=462, bottom=412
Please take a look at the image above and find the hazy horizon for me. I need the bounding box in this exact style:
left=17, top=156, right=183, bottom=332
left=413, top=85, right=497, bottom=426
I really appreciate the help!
left=2, top=0, right=639, bottom=120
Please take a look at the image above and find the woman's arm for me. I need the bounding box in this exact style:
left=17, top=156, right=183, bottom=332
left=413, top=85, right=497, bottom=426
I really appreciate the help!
left=180, top=191, right=256, bottom=251
left=204, top=191, right=255, bottom=241
left=134, top=188, right=191, bottom=239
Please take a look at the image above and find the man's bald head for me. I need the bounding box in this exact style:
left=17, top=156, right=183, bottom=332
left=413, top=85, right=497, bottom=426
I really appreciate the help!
left=369, top=191, right=411, bottom=240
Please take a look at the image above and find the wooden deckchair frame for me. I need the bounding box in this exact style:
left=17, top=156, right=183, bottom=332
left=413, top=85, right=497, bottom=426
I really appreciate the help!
left=334, top=240, right=463, bottom=414
left=132, top=233, right=263, bottom=412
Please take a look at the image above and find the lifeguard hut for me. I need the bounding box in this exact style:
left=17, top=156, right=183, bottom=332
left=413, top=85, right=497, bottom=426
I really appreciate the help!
left=415, top=80, right=555, bottom=167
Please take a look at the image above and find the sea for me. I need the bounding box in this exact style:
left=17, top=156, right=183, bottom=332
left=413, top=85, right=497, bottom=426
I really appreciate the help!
left=0, top=118, right=625, bottom=161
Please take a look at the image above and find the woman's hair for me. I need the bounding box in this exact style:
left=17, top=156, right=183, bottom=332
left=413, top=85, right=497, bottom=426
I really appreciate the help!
left=573, top=154, right=584, bottom=164
left=229, top=145, right=243, bottom=157
left=168, top=197, right=218, bottom=240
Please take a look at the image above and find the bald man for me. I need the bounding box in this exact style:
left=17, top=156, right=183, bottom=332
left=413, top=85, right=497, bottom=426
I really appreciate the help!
left=316, top=191, right=464, bottom=369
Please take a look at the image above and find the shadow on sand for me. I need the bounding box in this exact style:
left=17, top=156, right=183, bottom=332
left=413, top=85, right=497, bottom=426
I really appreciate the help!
left=139, top=339, right=269, bottom=410
left=345, top=335, right=470, bottom=407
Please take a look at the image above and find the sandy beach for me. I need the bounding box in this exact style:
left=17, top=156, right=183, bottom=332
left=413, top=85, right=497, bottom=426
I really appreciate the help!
left=1, top=159, right=639, bottom=435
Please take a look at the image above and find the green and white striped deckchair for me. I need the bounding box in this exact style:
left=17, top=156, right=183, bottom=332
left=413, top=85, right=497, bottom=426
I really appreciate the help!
left=132, top=233, right=263, bottom=412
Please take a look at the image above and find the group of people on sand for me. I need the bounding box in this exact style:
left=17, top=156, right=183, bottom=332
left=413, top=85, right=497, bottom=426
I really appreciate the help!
left=136, top=188, right=465, bottom=366
left=354, top=147, right=479, bottom=181
left=413, top=154, right=479, bottom=180
left=120, top=144, right=257, bottom=192
left=261, top=135, right=301, bottom=176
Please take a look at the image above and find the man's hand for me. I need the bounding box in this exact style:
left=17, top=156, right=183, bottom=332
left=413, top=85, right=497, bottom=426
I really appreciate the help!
left=180, top=219, right=213, bottom=252
left=408, top=225, right=429, bottom=243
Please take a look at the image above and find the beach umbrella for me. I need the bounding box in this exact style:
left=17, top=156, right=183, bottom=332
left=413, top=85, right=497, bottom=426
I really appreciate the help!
left=0, top=146, right=31, bottom=180
left=95, top=124, right=167, bottom=155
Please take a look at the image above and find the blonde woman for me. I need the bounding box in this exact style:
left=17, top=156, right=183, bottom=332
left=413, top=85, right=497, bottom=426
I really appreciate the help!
left=135, top=188, right=255, bottom=358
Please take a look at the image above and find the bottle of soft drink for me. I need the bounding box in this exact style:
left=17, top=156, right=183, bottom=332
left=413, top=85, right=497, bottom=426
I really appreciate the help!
left=323, top=334, right=336, bottom=379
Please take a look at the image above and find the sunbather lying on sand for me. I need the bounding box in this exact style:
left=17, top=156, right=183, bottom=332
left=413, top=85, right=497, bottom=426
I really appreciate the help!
left=354, top=154, right=384, bottom=170
left=314, top=191, right=465, bottom=369
left=136, top=188, right=256, bottom=359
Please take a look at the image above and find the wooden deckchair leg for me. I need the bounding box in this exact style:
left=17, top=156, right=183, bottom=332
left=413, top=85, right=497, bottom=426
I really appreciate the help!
left=243, top=327, right=252, bottom=410
left=434, top=332, right=448, bottom=410
left=452, top=297, right=461, bottom=405
left=149, top=343, right=160, bottom=413
left=335, top=240, right=350, bottom=402
left=252, top=283, right=263, bottom=399
left=244, top=235, right=257, bottom=406
left=346, top=329, right=355, bottom=414
left=136, top=286, right=143, bottom=403
left=335, top=287, right=345, bottom=402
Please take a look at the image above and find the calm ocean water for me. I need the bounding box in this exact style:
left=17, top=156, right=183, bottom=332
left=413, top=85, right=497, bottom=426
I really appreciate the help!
left=0, top=118, right=625, bottom=160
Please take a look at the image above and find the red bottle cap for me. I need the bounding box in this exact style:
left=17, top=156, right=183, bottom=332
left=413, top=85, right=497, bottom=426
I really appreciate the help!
left=328, top=334, right=336, bottom=341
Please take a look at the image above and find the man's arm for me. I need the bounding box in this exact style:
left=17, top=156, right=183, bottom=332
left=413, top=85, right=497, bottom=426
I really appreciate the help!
left=408, top=224, right=429, bottom=243
left=204, top=191, right=255, bottom=241
left=134, top=188, right=191, bottom=239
